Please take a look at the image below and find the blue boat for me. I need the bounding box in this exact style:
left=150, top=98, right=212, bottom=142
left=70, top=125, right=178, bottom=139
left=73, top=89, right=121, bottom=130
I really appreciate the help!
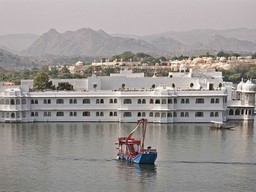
left=116, top=119, right=157, bottom=164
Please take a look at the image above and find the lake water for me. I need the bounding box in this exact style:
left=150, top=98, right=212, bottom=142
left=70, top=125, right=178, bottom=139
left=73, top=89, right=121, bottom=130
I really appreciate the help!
left=0, top=121, right=256, bottom=192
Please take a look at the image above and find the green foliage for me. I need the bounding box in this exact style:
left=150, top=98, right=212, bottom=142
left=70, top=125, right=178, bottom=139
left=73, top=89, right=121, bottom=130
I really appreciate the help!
left=33, top=71, right=52, bottom=90
left=57, top=82, right=73, bottom=90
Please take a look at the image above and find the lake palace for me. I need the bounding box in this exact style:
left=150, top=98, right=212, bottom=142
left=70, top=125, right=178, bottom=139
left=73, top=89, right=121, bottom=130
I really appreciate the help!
left=0, top=68, right=255, bottom=123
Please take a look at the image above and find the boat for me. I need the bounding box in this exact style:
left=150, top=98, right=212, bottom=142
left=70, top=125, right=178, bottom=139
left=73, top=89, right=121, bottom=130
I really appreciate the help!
left=208, top=121, right=235, bottom=130
left=116, top=119, right=157, bottom=164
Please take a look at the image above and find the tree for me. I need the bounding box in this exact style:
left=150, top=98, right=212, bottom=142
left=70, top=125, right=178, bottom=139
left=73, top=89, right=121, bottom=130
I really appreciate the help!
left=57, top=82, right=73, bottom=90
left=33, top=71, right=51, bottom=90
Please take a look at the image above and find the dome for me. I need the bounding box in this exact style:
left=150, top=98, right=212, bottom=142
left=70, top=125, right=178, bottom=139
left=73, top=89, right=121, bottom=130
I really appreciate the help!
left=242, top=80, right=256, bottom=92
left=236, top=79, right=244, bottom=92
left=75, top=61, right=84, bottom=67
left=192, top=58, right=204, bottom=64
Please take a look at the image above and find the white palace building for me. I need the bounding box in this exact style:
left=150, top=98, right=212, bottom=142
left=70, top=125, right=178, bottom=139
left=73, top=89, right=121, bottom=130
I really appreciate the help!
left=0, top=68, right=255, bottom=123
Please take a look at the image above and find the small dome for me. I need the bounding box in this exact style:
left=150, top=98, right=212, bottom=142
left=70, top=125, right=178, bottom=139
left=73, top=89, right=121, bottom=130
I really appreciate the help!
left=192, top=57, right=204, bottom=64
left=242, top=80, right=256, bottom=92
left=75, top=61, right=84, bottom=66
left=237, top=79, right=244, bottom=92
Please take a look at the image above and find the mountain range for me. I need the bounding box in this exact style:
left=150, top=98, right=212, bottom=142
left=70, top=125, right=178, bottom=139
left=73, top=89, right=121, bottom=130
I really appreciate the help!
left=0, top=28, right=256, bottom=68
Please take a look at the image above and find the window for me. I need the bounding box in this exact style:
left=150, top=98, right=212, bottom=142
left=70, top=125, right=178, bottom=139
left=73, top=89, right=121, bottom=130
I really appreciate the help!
left=215, top=112, right=219, bottom=117
left=69, top=99, right=73, bottom=104
left=114, top=99, right=117, bottom=103
left=235, top=109, right=240, bottom=115
left=186, top=99, right=189, bottom=104
left=48, top=112, right=51, bottom=117
left=168, top=99, right=172, bottom=104
left=162, top=99, right=166, bottom=104
left=124, top=112, right=132, bottom=117
left=210, top=112, right=214, bottom=117
left=44, top=112, right=47, bottom=116
left=22, top=98, right=26, bottom=104
left=155, top=99, right=160, bottom=104
left=16, top=99, right=20, bottom=105
left=174, top=99, right=177, bottom=104
left=100, top=99, right=104, bottom=104
left=74, top=99, right=77, bottom=104
left=70, top=112, right=73, bottom=116
left=180, top=112, right=184, bottom=117
left=155, top=112, right=160, bottom=117
left=109, top=99, right=113, bottom=104
left=124, top=99, right=132, bottom=104
left=109, top=112, right=113, bottom=116
left=114, top=112, right=117, bottom=116
left=150, top=99, right=154, bottom=104
left=83, top=111, right=90, bottom=116
left=210, top=98, right=214, bottom=103
left=31, top=112, right=34, bottom=117
left=195, top=112, right=204, bottom=117
left=11, top=113, right=15, bottom=118
left=149, top=112, right=153, bottom=117
left=57, top=112, right=64, bottom=116
left=229, top=109, right=234, bottom=115
left=83, top=99, right=90, bottom=104
left=142, top=112, right=146, bottom=117
left=196, top=98, right=204, bottom=104
left=161, top=113, right=166, bottom=117
left=56, top=99, right=64, bottom=104
left=31, top=100, right=34, bottom=104
left=185, top=112, right=189, bottom=117
left=173, top=112, right=177, bottom=117
left=35, top=112, right=38, bottom=117
left=138, top=99, right=141, bottom=104
left=48, top=99, right=51, bottom=104
left=215, top=98, right=219, bottom=103
left=167, top=112, right=172, bottom=117
left=44, top=99, right=47, bottom=104
left=35, top=99, right=38, bottom=104
left=0, top=99, right=4, bottom=105
left=96, top=99, right=99, bottom=104
left=142, top=99, right=146, bottom=104
left=100, top=112, right=104, bottom=116
left=10, top=99, right=15, bottom=105
left=181, top=99, right=185, bottom=104
left=137, top=112, right=141, bottom=117
left=96, top=112, right=99, bottom=116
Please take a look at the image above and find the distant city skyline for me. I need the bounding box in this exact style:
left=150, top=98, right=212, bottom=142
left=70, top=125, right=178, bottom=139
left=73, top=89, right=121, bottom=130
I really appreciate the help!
left=1, top=0, right=255, bottom=35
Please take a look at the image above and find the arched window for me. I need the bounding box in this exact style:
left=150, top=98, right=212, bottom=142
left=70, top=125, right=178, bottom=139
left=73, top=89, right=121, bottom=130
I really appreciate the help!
left=186, top=99, right=189, bottom=104
left=31, top=99, right=34, bottom=104
left=17, top=99, right=21, bottom=105
left=174, top=99, right=177, bottom=104
left=96, top=99, right=99, bottom=104
left=138, top=99, right=141, bottom=104
left=83, top=99, right=90, bottom=104
left=114, top=112, right=117, bottom=116
left=10, top=99, right=15, bottom=105
left=215, top=98, right=219, bottom=103
left=35, top=99, right=38, bottom=104
left=142, top=112, right=146, bottom=117
left=162, top=99, right=166, bottom=104
left=210, top=112, right=214, bottom=117
left=142, top=99, right=146, bottom=104
left=155, top=99, right=160, bottom=104
left=249, top=110, right=252, bottom=115
left=229, top=109, right=234, bottom=115
left=215, top=112, right=219, bottom=117
left=74, top=99, right=77, bottom=104
left=137, top=112, right=141, bottom=117
left=173, top=112, right=177, bottom=117
left=56, top=112, right=64, bottom=116
left=96, top=112, right=99, bottom=116
left=124, top=112, right=132, bottom=117
left=109, top=99, right=113, bottom=104
left=69, top=99, right=73, bottom=104
left=31, top=112, right=34, bottom=117
left=168, top=99, right=172, bottom=104
left=180, top=112, right=184, bottom=117
left=181, top=99, right=185, bottom=104
left=149, top=112, right=153, bottom=117
left=114, top=99, right=117, bottom=103
left=56, top=99, right=64, bottom=104
left=161, top=113, right=166, bottom=117
left=185, top=112, right=189, bottom=117
left=11, top=113, right=15, bottom=118
left=100, top=99, right=104, bottom=104
left=44, top=99, right=47, bottom=104
left=100, top=112, right=104, bottom=116
left=210, top=98, right=214, bottom=103
left=48, top=99, right=51, bottom=104
left=235, top=109, right=240, bottom=115
left=241, top=109, right=244, bottom=115
left=124, top=99, right=132, bottom=104
left=155, top=112, right=160, bottom=117
left=167, top=112, right=172, bottom=117
left=150, top=99, right=154, bottom=104
left=109, top=112, right=113, bottom=116
left=83, top=111, right=90, bottom=116
left=69, top=112, right=73, bottom=116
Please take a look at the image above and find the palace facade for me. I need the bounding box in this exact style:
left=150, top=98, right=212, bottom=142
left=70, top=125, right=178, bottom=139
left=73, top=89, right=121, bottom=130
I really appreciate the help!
left=0, top=69, right=255, bottom=123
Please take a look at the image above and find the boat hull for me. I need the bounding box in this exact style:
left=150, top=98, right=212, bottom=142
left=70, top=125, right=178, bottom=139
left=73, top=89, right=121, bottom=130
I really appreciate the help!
left=117, top=151, right=157, bottom=164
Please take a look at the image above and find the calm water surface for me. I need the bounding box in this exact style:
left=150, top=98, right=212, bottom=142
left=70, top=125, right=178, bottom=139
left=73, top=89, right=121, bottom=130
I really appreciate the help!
left=0, top=121, right=256, bottom=192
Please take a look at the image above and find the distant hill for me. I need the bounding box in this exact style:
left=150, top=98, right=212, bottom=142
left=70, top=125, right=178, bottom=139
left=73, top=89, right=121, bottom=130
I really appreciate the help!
left=0, top=34, right=39, bottom=53
left=0, top=48, right=38, bottom=69
left=23, top=28, right=159, bottom=57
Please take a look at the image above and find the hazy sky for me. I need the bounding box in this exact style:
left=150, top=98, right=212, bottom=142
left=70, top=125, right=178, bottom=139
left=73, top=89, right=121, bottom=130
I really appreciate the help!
left=1, top=0, right=255, bottom=35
